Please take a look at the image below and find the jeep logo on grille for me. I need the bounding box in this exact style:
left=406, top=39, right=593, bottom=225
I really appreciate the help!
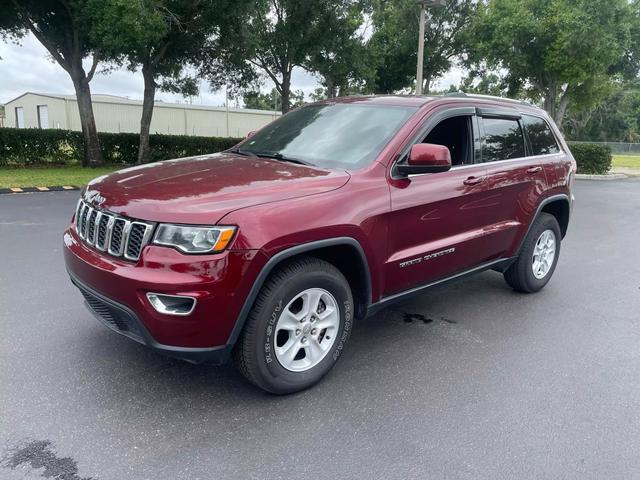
left=85, top=190, right=106, bottom=206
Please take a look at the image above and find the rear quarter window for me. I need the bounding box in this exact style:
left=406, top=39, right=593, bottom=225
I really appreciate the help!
left=522, top=115, right=560, bottom=155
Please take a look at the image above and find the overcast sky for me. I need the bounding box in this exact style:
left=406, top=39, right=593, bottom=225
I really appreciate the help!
left=0, top=33, right=464, bottom=107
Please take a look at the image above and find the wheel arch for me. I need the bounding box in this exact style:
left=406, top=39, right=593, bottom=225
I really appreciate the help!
left=540, top=197, right=570, bottom=238
left=515, top=194, right=571, bottom=256
left=227, top=237, right=372, bottom=348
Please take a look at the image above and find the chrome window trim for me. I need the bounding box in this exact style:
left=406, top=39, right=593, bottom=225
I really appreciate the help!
left=406, top=152, right=563, bottom=178
left=394, top=104, right=566, bottom=180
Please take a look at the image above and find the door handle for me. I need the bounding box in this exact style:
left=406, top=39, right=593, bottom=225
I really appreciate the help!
left=463, top=176, right=486, bottom=186
left=527, top=166, right=543, bottom=174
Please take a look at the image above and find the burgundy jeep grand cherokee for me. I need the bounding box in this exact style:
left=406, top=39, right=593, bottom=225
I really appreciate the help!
left=64, top=94, right=575, bottom=394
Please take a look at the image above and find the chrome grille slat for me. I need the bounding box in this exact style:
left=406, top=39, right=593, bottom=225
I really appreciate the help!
left=75, top=200, right=153, bottom=262
left=78, top=204, right=89, bottom=239
left=86, top=209, right=99, bottom=245
left=109, top=218, right=127, bottom=256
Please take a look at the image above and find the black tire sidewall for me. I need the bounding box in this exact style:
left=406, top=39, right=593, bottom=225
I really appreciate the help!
left=519, top=214, right=562, bottom=291
left=253, top=269, right=353, bottom=392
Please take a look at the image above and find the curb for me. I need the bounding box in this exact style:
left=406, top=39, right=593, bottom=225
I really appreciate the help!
left=0, top=185, right=80, bottom=195
left=575, top=173, right=628, bottom=181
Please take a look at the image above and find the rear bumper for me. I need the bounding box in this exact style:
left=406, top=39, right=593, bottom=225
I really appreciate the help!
left=70, top=272, right=232, bottom=364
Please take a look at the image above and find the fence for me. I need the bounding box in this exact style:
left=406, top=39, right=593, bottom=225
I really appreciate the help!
left=569, top=141, right=640, bottom=155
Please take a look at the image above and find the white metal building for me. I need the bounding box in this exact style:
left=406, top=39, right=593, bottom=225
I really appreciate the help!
left=3, top=92, right=280, bottom=137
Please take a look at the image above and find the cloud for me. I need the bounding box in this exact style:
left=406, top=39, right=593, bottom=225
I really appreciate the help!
left=1, top=32, right=465, bottom=106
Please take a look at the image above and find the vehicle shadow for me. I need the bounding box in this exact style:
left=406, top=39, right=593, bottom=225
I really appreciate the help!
left=72, top=269, right=521, bottom=407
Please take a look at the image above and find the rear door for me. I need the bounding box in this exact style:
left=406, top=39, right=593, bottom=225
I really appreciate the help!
left=385, top=106, right=505, bottom=296
left=477, top=109, right=547, bottom=256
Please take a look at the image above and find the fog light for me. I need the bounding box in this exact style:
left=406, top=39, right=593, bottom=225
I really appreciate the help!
left=146, top=293, right=196, bottom=316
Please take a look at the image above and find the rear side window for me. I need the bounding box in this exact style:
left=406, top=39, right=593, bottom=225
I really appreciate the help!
left=481, top=117, right=526, bottom=162
left=522, top=115, right=560, bottom=155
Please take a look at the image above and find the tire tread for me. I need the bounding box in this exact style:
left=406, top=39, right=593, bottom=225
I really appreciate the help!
left=233, top=256, right=348, bottom=392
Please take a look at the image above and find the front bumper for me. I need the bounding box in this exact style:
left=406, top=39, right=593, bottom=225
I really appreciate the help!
left=70, top=272, right=231, bottom=364
left=63, top=225, right=264, bottom=363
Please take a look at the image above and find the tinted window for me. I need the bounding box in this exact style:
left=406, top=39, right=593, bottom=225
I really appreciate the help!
left=482, top=117, right=525, bottom=162
left=422, top=116, right=473, bottom=166
left=240, top=103, right=417, bottom=169
left=522, top=115, right=560, bottom=155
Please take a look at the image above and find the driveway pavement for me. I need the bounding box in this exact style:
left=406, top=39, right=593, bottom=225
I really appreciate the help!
left=1, top=178, right=639, bottom=480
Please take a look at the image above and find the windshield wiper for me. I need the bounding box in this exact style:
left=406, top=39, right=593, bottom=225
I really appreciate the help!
left=227, top=147, right=256, bottom=157
left=253, top=152, right=315, bottom=167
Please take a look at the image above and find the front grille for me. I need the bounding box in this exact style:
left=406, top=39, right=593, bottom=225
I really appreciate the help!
left=75, top=200, right=154, bottom=261
left=77, top=285, right=144, bottom=343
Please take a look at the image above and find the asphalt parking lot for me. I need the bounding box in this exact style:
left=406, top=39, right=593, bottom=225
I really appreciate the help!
left=1, top=178, right=639, bottom=480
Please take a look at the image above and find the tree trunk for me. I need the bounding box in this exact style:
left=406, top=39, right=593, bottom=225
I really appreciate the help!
left=138, top=65, right=157, bottom=164
left=543, top=83, right=559, bottom=127
left=423, top=74, right=432, bottom=95
left=326, top=78, right=337, bottom=98
left=554, top=88, right=571, bottom=130
left=280, top=71, right=291, bottom=114
left=71, top=69, right=103, bottom=167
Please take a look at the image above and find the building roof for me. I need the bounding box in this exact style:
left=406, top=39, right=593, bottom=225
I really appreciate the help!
left=4, top=91, right=280, bottom=116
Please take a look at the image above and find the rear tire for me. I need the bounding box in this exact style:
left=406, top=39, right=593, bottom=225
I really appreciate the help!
left=233, top=256, right=353, bottom=394
left=504, top=212, right=561, bottom=293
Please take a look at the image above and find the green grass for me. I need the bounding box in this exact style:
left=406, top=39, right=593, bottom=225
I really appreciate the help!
left=0, top=165, right=121, bottom=188
left=612, top=154, right=640, bottom=169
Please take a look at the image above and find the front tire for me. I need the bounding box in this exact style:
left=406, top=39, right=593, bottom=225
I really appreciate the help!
left=504, top=212, right=562, bottom=293
left=233, top=256, right=353, bottom=394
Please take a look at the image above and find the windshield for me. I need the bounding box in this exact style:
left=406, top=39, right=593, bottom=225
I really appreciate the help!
left=238, top=103, right=417, bottom=169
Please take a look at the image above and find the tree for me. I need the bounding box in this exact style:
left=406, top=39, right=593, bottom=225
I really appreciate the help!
left=305, top=1, right=372, bottom=98
left=1, top=0, right=103, bottom=165
left=564, top=81, right=640, bottom=142
left=469, top=0, right=640, bottom=128
left=367, top=0, right=477, bottom=94
left=243, top=88, right=305, bottom=111
left=454, top=72, right=509, bottom=97
left=89, top=0, right=247, bottom=164
left=207, top=0, right=366, bottom=114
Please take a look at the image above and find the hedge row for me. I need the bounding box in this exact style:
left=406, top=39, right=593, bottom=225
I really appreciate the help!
left=569, top=143, right=612, bottom=175
left=0, top=128, right=243, bottom=166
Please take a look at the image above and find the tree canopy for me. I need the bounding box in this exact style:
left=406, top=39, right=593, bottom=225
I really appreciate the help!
left=1, top=0, right=104, bottom=165
left=469, top=0, right=640, bottom=128
left=367, top=0, right=477, bottom=94
left=204, top=0, right=368, bottom=113
left=89, top=0, right=249, bottom=163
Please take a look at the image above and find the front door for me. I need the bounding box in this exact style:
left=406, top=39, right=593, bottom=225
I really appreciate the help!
left=384, top=107, right=507, bottom=296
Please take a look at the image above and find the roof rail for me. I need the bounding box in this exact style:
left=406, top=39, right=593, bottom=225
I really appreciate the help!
left=444, top=91, right=532, bottom=106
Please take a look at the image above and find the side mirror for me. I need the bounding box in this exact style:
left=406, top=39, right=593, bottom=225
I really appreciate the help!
left=245, top=130, right=256, bottom=139
left=396, top=143, right=452, bottom=176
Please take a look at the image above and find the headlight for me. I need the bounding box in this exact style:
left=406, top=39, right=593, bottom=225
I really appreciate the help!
left=153, top=224, right=236, bottom=253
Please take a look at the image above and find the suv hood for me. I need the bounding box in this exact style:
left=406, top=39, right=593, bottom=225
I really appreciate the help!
left=84, top=152, right=350, bottom=224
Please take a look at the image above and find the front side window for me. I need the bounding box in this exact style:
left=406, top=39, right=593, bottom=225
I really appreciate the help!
left=421, top=115, right=473, bottom=166
left=239, top=103, right=417, bottom=170
left=522, top=114, right=560, bottom=155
